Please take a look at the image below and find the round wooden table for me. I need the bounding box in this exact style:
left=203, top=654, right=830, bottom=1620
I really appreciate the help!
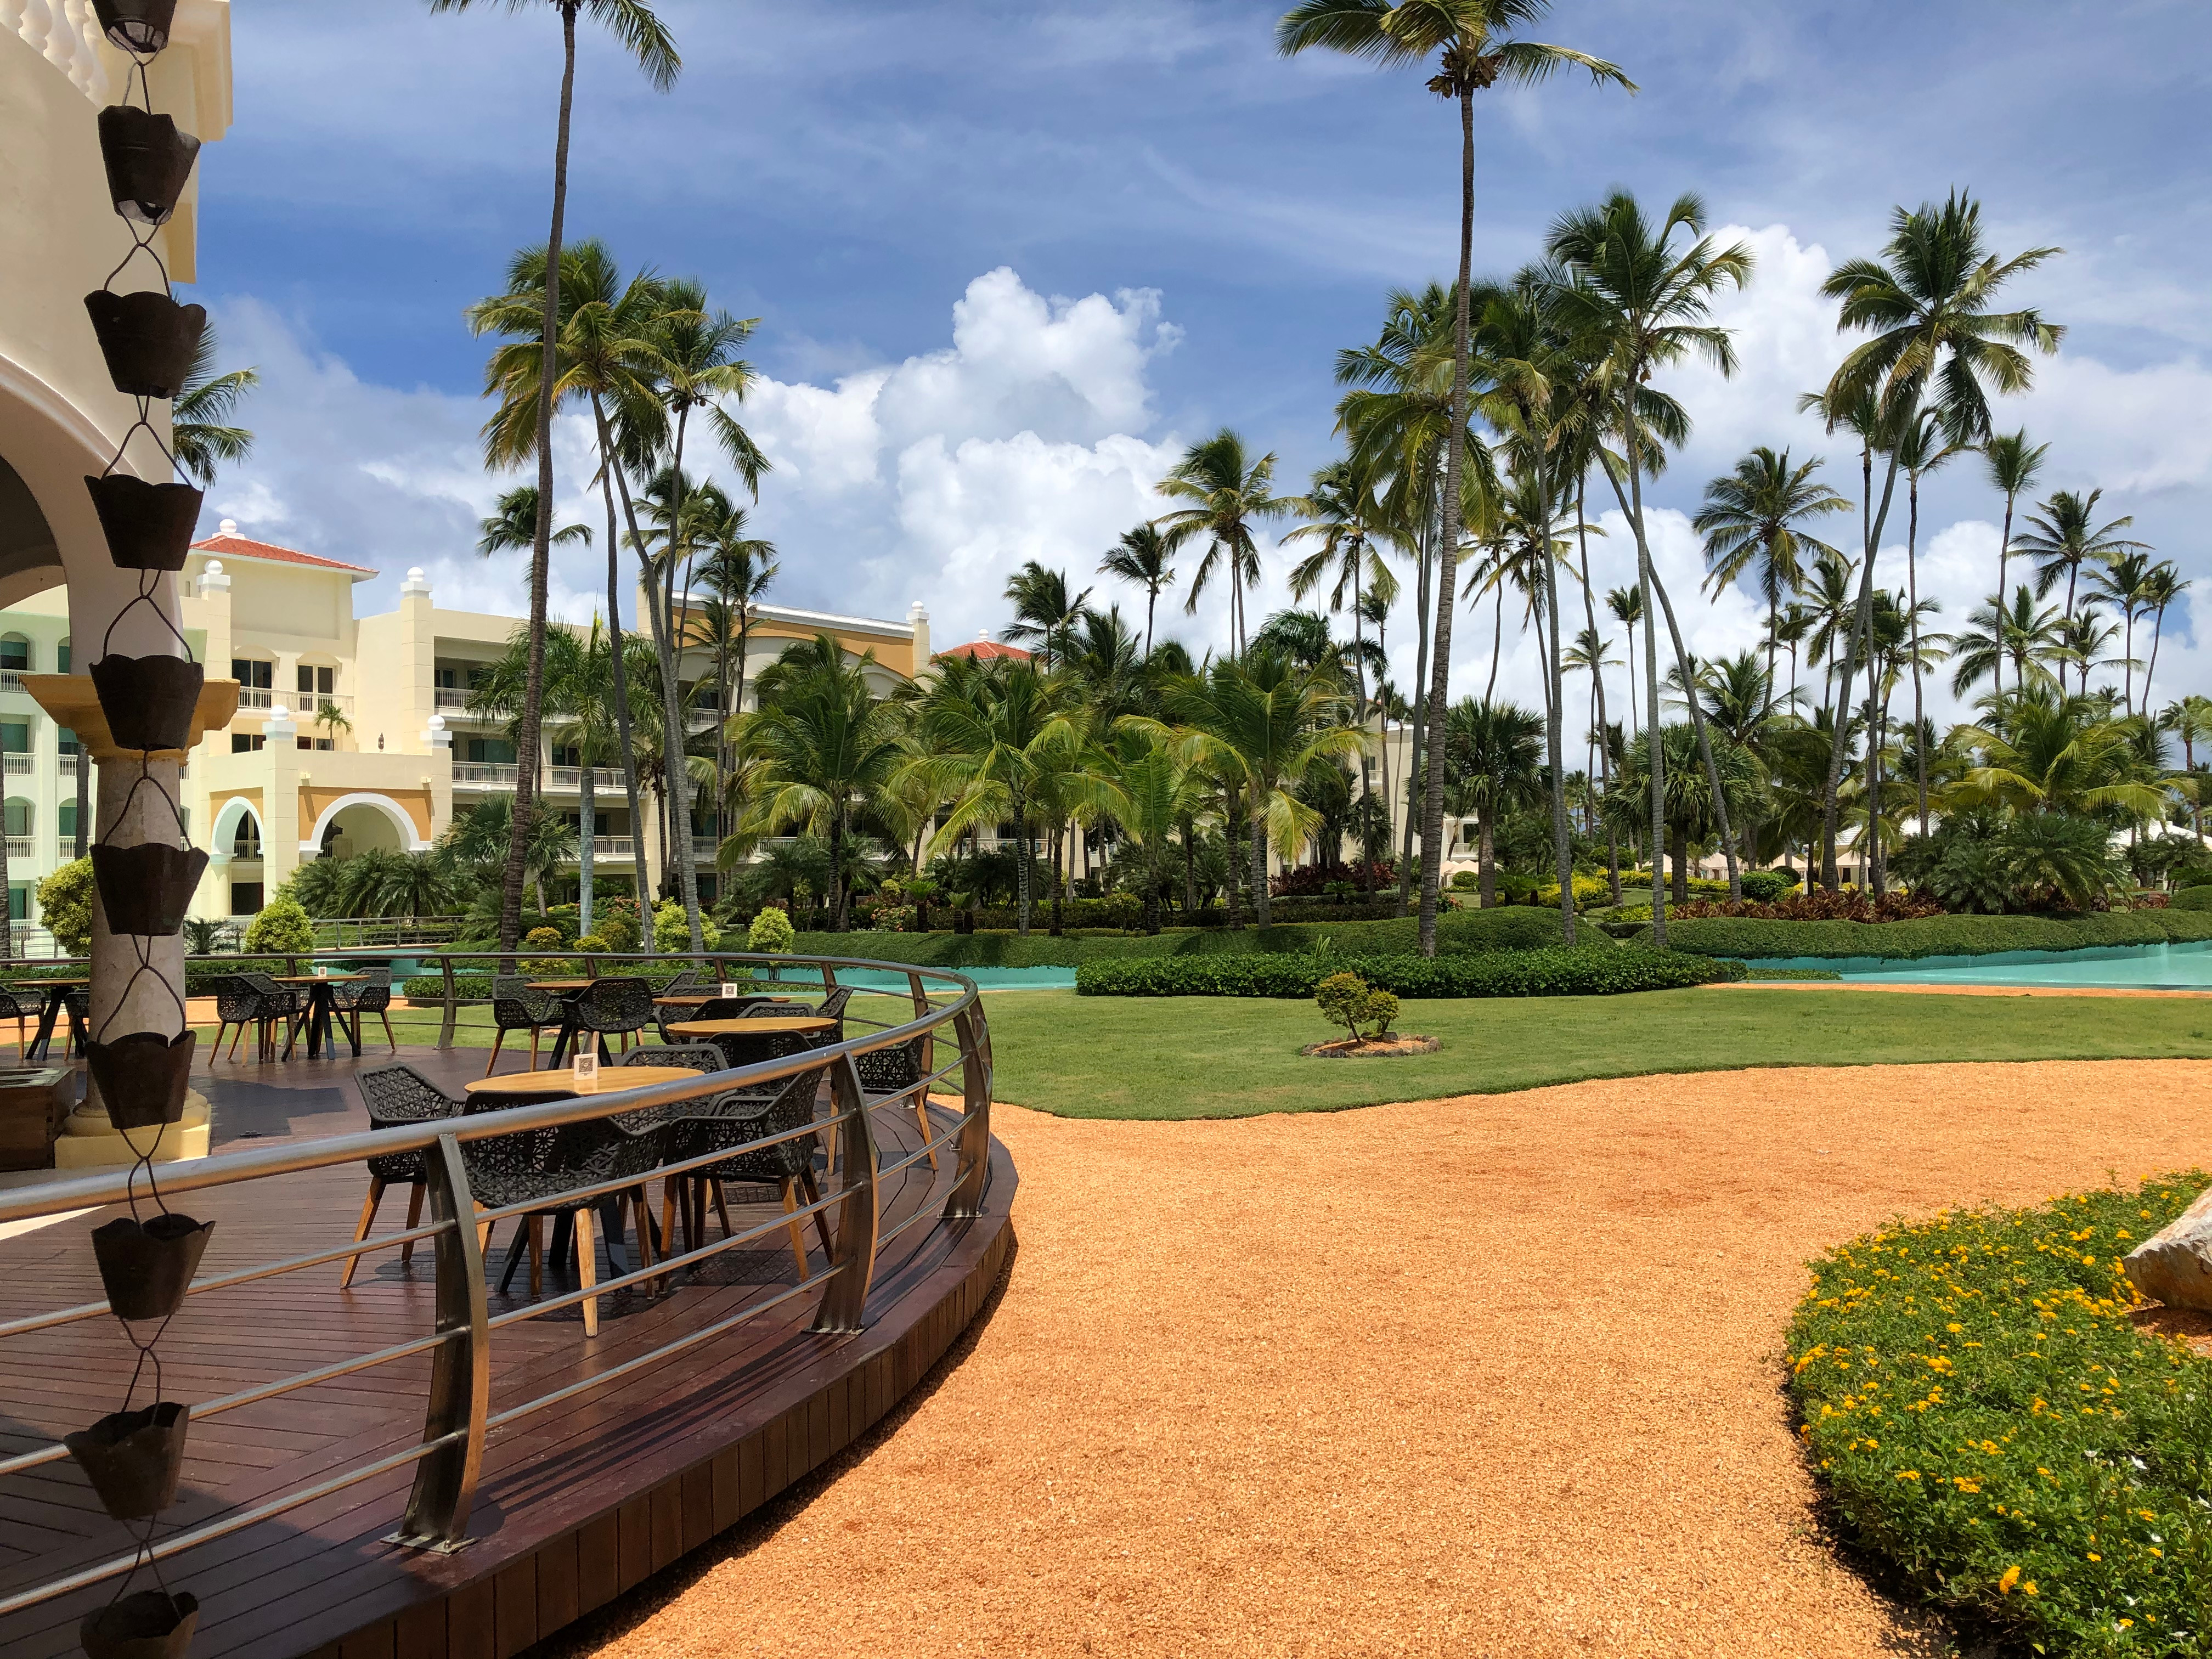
left=13, top=978, right=88, bottom=1064
left=667, top=1016, right=835, bottom=1070
left=464, top=1064, right=705, bottom=1098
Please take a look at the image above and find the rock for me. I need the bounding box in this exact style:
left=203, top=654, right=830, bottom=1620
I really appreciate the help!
left=2123, top=1185, right=2212, bottom=1311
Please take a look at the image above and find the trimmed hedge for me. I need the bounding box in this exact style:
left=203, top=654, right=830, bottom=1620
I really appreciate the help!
left=1075, top=946, right=1743, bottom=998
left=1640, top=910, right=2212, bottom=961
left=1790, top=1175, right=2212, bottom=1656
left=2171, top=886, right=2212, bottom=912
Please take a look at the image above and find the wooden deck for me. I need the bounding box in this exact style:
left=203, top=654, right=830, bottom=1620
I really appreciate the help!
left=0, top=1047, right=1015, bottom=1659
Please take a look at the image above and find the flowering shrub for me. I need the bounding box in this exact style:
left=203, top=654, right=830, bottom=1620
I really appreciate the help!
left=1790, top=1176, right=2212, bottom=1656
left=1674, top=889, right=1944, bottom=923
left=1077, top=946, right=1743, bottom=998
left=1273, top=860, right=1396, bottom=898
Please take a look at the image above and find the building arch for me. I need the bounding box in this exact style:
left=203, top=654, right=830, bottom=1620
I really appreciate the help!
left=304, top=793, right=428, bottom=856
left=211, top=798, right=266, bottom=859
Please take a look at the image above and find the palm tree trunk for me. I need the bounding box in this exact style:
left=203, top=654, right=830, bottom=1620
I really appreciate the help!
left=1478, top=804, right=1494, bottom=909
left=1013, top=790, right=1031, bottom=935
left=1143, top=585, right=1156, bottom=659
left=500, top=5, right=580, bottom=956
left=578, top=761, right=595, bottom=935
left=1536, top=492, right=1576, bottom=943
left=1671, top=821, right=1688, bottom=907
left=1996, top=489, right=2015, bottom=702
left=1048, top=822, right=1065, bottom=936
left=1822, top=419, right=1911, bottom=890
left=1908, top=474, right=1929, bottom=836
left=1250, top=789, right=1271, bottom=928
left=1643, top=562, right=1742, bottom=899
left=1400, top=498, right=1433, bottom=919
left=1575, top=472, right=1621, bottom=906
left=1485, top=578, right=1504, bottom=702
left=660, top=408, right=707, bottom=953
left=1181, top=812, right=1197, bottom=916
left=592, top=402, right=650, bottom=909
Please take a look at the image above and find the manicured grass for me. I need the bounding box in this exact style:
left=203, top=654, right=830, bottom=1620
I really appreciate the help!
left=981, top=988, right=2212, bottom=1120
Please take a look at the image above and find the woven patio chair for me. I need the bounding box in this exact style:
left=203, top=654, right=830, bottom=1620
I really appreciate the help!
left=572, top=976, right=656, bottom=1059
left=459, top=1085, right=675, bottom=1339
left=657, top=966, right=709, bottom=996
left=0, top=986, right=28, bottom=1061
left=658, top=1063, right=833, bottom=1280
left=856, top=1031, right=938, bottom=1169
left=61, top=988, right=90, bottom=1059
left=212, top=974, right=302, bottom=1062
left=655, top=990, right=763, bottom=1044
left=333, top=966, right=398, bottom=1055
left=342, top=1064, right=467, bottom=1286
left=485, top=975, right=556, bottom=1076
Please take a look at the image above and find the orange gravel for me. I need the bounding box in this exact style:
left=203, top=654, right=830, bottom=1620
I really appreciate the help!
left=566, top=1060, right=2212, bottom=1659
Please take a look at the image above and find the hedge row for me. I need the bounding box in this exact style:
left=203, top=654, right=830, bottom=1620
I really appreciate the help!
left=1790, top=1175, right=2212, bottom=1656
left=1640, top=910, right=2212, bottom=961
left=1074, top=946, right=1742, bottom=998
left=2172, top=886, right=2212, bottom=912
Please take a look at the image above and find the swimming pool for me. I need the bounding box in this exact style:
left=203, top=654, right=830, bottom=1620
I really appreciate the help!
left=1759, top=939, right=2212, bottom=991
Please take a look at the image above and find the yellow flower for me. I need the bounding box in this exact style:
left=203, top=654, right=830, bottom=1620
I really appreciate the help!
left=1997, top=1566, right=2021, bottom=1594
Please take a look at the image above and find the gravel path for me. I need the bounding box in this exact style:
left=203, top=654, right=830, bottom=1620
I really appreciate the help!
left=562, top=1059, right=2212, bottom=1659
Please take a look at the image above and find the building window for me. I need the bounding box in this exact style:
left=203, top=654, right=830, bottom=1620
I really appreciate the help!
left=465, top=737, right=517, bottom=765
left=58, top=800, right=75, bottom=841
left=56, top=640, right=69, bottom=673
left=296, top=664, right=335, bottom=698
left=57, top=727, right=77, bottom=756
left=434, top=667, right=458, bottom=690
left=4, top=798, right=31, bottom=836
left=551, top=744, right=581, bottom=768
left=0, top=635, right=30, bottom=672
left=230, top=882, right=264, bottom=916
left=232, top=732, right=265, bottom=754
left=0, top=721, right=27, bottom=754
left=233, top=817, right=261, bottom=857
left=231, top=658, right=273, bottom=690
left=7, top=885, right=26, bottom=922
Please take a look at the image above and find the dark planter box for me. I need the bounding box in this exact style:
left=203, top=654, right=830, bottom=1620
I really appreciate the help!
left=89, top=655, right=204, bottom=753
left=84, top=474, right=202, bottom=573
left=97, top=105, right=199, bottom=227
left=0, top=1066, right=69, bottom=1171
left=93, top=844, right=208, bottom=938
left=84, top=290, right=206, bottom=400
left=86, top=1030, right=196, bottom=1131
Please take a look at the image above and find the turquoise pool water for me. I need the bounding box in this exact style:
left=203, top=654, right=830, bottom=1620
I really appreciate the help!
left=1759, top=939, right=2212, bottom=991
left=825, top=965, right=1078, bottom=992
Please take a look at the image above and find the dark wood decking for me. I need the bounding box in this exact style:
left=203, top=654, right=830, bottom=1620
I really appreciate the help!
left=0, top=1047, right=1015, bottom=1659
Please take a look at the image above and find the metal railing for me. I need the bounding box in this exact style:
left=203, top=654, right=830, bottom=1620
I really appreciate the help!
left=236, top=686, right=274, bottom=710
left=452, top=762, right=520, bottom=786
left=433, top=687, right=474, bottom=711
left=0, top=950, right=994, bottom=1622
left=2, top=753, right=30, bottom=775
left=0, top=670, right=21, bottom=693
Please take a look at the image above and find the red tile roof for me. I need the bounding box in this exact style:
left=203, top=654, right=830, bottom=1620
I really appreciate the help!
left=190, top=533, right=377, bottom=577
left=934, top=639, right=1033, bottom=662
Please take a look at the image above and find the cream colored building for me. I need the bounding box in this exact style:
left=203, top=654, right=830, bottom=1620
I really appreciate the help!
left=1, top=521, right=932, bottom=929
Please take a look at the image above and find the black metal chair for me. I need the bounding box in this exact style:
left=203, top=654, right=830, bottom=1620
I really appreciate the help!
left=212, top=973, right=303, bottom=1062
left=0, top=986, right=27, bottom=1061
left=343, top=1064, right=468, bottom=1286
left=656, top=991, right=760, bottom=1045
left=333, top=966, right=397, bottom=1055
left=459, top=1086, right=675, bottom=1340
left=658, top=966, right=709, bottom=996
left=661, top=1063, right=834, bottom=1280
left=486, top=975, right=556, bottom=1076
left=857, top=1032, right=938, bottom=1169
left=572, top=977, right=656, bottom=1060
left=61, top=989, right=91, bottom=1059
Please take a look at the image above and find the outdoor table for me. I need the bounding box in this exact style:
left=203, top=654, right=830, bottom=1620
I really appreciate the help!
left=464, top=1065, right=705, bottom=1291
left=275, top=973, right=364, bottom=1060
left=527, top=980, right=599, bottom=1067
left=666, top=1015, right=836, bottom=1071
left=16, top=978, right=89, bottom=1064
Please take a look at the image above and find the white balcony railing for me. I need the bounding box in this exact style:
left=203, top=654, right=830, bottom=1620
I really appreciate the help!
left=236, top=687, right=274, bottom=710
left=0, top=670, right=22, bottom=693
left=5, top=838, right=32, bottom=862
left=5, top=3, right=115, bottom=105
left=587, top=837, right=637, bottom=860
left=2, top=754, right=30, bottom=776
left=297, top=692, right=353, bottom=714
left=547, top=766, right=580, bottom=791
left=57, top=838, right=77, bottom=861
left=453, top=763, right=520, bottom=787
left=433, top=687, right=475, bottom=711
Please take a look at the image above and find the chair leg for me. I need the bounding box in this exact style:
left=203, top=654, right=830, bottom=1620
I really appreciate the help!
left=527, top=1215, right=544, bottom=1298
left=380, top=1010, right=398, bottom=1054
left=658, top=1178, right=682, bottom=1294
left=474, top=1200, right=493, bottom=1256
left=484, top=1027, right=506, bottom=1078
left=711, top=1180, right=735, bottom=1240
left=916, top=1096, right=938, bottom=1170
left=778, top=1179, right=810, bottom=1280
left=399, top=1182, right=426, bottom=1266
left=530, top=1025, right=541, bottom=1067
left=798, top=1168, right=836, bottom=1259
left=574, top=1208, right=600, bottom=1339
left=340, top=1178, right=386, bottom=1286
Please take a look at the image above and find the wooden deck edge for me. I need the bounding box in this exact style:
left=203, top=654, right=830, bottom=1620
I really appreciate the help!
left=297, top=1156, right=1017, bottom=1659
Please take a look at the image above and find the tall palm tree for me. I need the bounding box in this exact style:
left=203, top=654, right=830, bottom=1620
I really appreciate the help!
left=1439, top=695, right=1543, bottom=906
left=2089, top=550, right=2160, bottom=715
left=1279, top=0, right=1631, bottom=955
left=1001, top=562, right=1094, bottom=668
left=1102, top=726, right=1206, bottom=932
left=543, top=619, right=621, bottom=933
left=1155, top=430, right=1288, bottom=654
left=1812, top=190, right=2062, bottom=888
left=695, top=508, right=776, bottom=837
left=1098, top=524, right=1177, bottom=658
left=1605, top=585, right=1642, bottom=738
left=170, top=327, right=257, bottom=486
left=2138, top=563, right=2190, bottom=715
left=1549, top=190, right=1756, bottom=918
left=2016, top=488, right=2147, bottom=633
left=430, top=0, right=680, bottom=951
left=1286, top=454, right=1392, bottom=806
left=1894, top=408, right=1964, bottom=832
left=1979, top=428, right=2048, bottom=699
left=1693, top=446, right=1848, bottom=674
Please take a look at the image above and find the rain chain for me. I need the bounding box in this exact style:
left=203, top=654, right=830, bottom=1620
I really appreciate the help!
left=63, top=7, right=215, bottom=1658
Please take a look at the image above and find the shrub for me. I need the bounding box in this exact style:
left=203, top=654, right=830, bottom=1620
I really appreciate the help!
left=2171, top=886, right=2212, bottom=912
left=34, top=858, right=95, bottom=956
left=1673, top=889, right=1944, bottom=923
left=1076, top=946, right=1741, bottom=998
left=747, top=907, right=796, bottom=953
left=1273, top=860, right=1396, bottom=898
left=1645, top=909, right=2212, bottom=961
left=242, top=894, right=314, bottom=955
left=653, top=900, right=722, bottom=952
left=596, top=907, right=641, bottom=953
left=573, top=933, right=609, bottom=952
left=1740, top=868, right=1803, bottom=903
left=524, top=927, right=563, bottom=950
left=1790, top=1175, right=2212, bottom=1656
left=1314, top=971, right=1398, bottom=1041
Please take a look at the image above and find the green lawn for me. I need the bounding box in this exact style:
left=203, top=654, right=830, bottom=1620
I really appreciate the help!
left=980, top=989, right=2212, bottom=1120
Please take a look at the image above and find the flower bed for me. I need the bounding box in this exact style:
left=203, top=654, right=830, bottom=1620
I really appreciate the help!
left=1075, top=946, right=1742, bottom=998
left=1788, top=1176, right=2212, bottom=1655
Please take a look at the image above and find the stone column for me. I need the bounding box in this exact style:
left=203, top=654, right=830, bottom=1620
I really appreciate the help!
left=262, top=702, right=301, bottom=891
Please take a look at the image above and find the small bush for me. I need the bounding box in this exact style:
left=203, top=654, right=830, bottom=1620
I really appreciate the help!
left=653, top=900, right=722, bottom=952
left=1790, top=1175, right=2212, bottom=1656
left=243, top=895, right=314, bottom=955
left=1314, top=971, right=1398, bottom=1040
left=2171, top=886, right=2212, bottom=912
left=35, top=859, right=95, bottom=956
left=1076, top=946, right=1742, bottom=998
left=524, top=927, right=563, bottom=950
left=1740, top=868, right=1803, bottom=902
left=748, top=907, right=796, bottom=953
left=573, top=933, right=609, bottom=952
left=1673, top=889, right=1944, bottom=923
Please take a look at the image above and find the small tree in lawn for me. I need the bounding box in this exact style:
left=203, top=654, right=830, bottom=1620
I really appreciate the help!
left=1314, top=970, right=1398, bottom=1044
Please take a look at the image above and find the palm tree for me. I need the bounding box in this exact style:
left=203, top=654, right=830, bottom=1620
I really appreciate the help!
left=2013, top=487, right=2145, bottom=634
left=544, top=619, right=622, bottom=934
left=1950, top=585, right=2066, bottom=699
left=1605, top=586, right=1643, bottom=737
left=1693, top=446, right=1848, bottom=675
left=170, top=327, right=257, bottom=486
left=1001, top=562, right=1094, bottom=668
left=1439, top=696, right=1543, bottom=906
left=1279, top=0, right=1632, bottom=954
left=1168, top=653, right=1363, bottom=927
left=1098, top=525, right=1177, bottom=658
left=1548, top=189, right=1756, bottom=919
left=476, top=485, right=590, bottom=560
left=1949, top=687, right=2167, bottom=821
left=1812, top=190, right=2062, bottom=888
left=1286, top=454, right=1391, bottom=807
left=1894, top=408, right=1965, bottom=833
left=2056, top=608, right=2119, bottom=699
left=1100, top=726, right=1205, bottom=932
left=695, top=509, right=776, bottom=840
left=1154, top=430, right=1288, bottom=654
left=2138, top=563, right=2190, bottom=715
left=430, top=0, right=679, bottom=951
left=1979, top=428, right=2048, bottom=699
left=2089, top=550, right=2160, bottom=715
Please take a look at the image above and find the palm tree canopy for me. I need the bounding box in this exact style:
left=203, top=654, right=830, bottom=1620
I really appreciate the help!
left=1001, top=561, right=1095, bottom=661
left=2014, top=489, right=2150, bottom=601
left=1981, top=427, right=2049, bottom=498
left=427, top=0, right=680, bottom=90
left=1275, top=0, right=1634, bottom=99
left=1098, top=524, right=1177, bottom=599
left=1545, top=191, right=1753, bottom=395
left=171, top=327, right=258, bottom=486
left=1154, top=430, right=1290, bottom=621
left=477, top=486, right=590, bottom=559
left=1693, top=445, right=1848, bottom=608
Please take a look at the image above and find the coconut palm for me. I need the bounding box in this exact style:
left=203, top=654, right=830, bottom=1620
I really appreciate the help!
left=1279, top=0, right=1632, bottom=953
left=2138, top=563, right=2190, bottom=715
left=2087, top=549, right=2162, bottom=715
left=1694, top=447, right=1847, bottom=675
left=2056, top=608, right=2119, bottom=700
left=2013, top=487, right=2146, bottom=634
left=1949, top=688, right=2166, bottom=821
left=1950, top=586, right=2066, bottom=700
left=1098, top=524, right=1177, bottom=658
left=1812, top=191, right=2063, bottom=887
left=431, top=0, right=679, bottom=950
left=170, top=328, right=257, bottom=486
left=1893, top=408, right=1965, bottom=833
left=476, top=485, right=590, bottom=560
left=1548, top=189, right=1756, bottom=918
left=1438, top=696, right=1543, bottom=906
left=1604, top=586, right=1643, bottom=738
left=1979, top=428, right=2048, bottom=699
left=695, top=508, right=776, bottom=837
left=1286, top=454, right=1393, bottom=805
left=1154, top=430, right=1289, bottom=654
left=1001, top=562, right=1095, bottom=668
left=1602, top=723, right=1760, bottom=907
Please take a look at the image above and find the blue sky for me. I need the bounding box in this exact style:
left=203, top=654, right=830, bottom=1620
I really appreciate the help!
left=190, top=0, right=2211, bottom=715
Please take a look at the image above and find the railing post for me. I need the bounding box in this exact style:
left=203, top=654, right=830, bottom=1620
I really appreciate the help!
left=908, top=970, right=933, bottom=1089
left=808, top=1053, right=878, bottom=1335
left=388, top=1133, right=489, bottom=1551
left=437, top=953, right=457, bottom=1050
left=943, top=1002, right=992, bottom=1221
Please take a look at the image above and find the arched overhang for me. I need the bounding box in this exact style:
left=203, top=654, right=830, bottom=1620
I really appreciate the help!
left=303, top=792, right=430, bottom=855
